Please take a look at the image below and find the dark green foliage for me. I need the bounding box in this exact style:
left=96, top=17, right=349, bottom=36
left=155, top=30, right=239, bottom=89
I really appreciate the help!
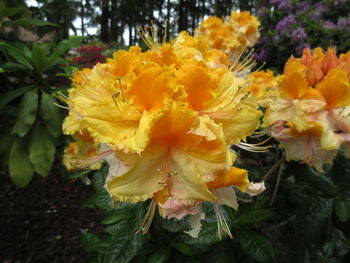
left=79, top=150, right=350, bottom=262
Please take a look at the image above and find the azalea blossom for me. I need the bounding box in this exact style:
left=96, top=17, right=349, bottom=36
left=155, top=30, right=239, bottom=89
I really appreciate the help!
left=62, top=30, right=263, bottom=238
left=263, top=47, right=350, bottom=172
left=194, top=11, right=260, bottom=62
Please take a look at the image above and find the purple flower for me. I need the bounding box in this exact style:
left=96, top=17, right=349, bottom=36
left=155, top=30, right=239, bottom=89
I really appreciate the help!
left=291, top=27, right=307, bottom=42
left=323, top=21, right=336, bottom=30
left=271, top=0, right=292, bottom=11
left=337, top=17, right=350, bottom=28
left=296, top=1, right=311, bottom=13
left=314, top=2, right=329, bottom=13
left=257, top=7, right=269, bottom=17
left=308, top=12, right=321, bottom=21
left=276, top=14, right=296, bottom=34
left=257, top=36, right=268, bottom=45
left=295, top=43, right=310, bottom=56
left=253, top=49, right=268, bottom=63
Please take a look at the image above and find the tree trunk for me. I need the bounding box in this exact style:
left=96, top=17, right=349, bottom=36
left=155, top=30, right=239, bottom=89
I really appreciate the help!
left=239, top=0, right=250, bottom=11
left=81, top=1, right=85, bottom=36
left=100, top=0, right=110, bottom=42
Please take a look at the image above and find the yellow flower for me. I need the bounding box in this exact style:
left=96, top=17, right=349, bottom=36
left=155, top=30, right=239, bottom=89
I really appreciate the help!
left=63, top=32, right=263, bottom=237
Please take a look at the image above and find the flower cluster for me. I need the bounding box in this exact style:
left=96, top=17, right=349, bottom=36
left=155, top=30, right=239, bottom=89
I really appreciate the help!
left=254, top=0, right=350, bottom=69
left=194, top=11, right=260, bottom=62
left=62, top=30, right=263, bottom=237
left=72, top=44, right=108, bottom=69
left=263, top=47, right=350, bottom=171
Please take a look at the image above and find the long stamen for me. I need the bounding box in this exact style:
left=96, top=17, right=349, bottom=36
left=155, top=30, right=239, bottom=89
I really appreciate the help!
left=53, top=103, right=69, bottom=110
left=67, top=149, right=113, bottom=169
left=234, top=141, right=271, bottom=152
left=213, top=204, right=233, bottom=239
left=137, top=200, right=157, bottom=234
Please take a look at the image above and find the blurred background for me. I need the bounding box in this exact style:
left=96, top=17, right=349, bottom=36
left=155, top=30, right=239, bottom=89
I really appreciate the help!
left=1, top=0, right=350, bottom=262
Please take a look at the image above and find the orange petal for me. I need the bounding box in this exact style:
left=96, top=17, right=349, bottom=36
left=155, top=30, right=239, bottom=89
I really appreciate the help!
left=306, top=58, right=324, bottom=86
left=281, top=70, right=310, bottom=99
left=207, top=166, right=249, bottom=191
left=339, top=51, right=350, bottom=76
left=316, top=69, right=350, bottom=108
left=321, top=48, right=339, bottom=75
left=301, top=48, right=313, bottom=66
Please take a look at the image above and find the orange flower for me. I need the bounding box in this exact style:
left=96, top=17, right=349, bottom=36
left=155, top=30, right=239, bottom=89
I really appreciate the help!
left=264, top=47, right=350, bottom=171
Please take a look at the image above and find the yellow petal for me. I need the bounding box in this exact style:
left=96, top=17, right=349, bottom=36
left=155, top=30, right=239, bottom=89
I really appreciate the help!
left=168, top=147, right=217, bottom=204
left=106, top=145, right=167, bottom=202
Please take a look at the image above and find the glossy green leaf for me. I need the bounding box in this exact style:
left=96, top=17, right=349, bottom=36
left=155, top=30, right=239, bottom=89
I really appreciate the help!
left=85, top=192, right=113, bottom=211
left=31, top=44, right=46, bottom=73
left=40, top=92, right=64, bottom=138
left=147, top=246, right=171, bottom=263
left=80, top=229, right=104, bottom=252
left=102, top=233, right=146, bottom=263
left=9, top=138, right=34, bottom=187
left=0, top=131, right=15, bottom=165
left=2, top=18, right=58, bottom=27
left=172, top=242, right=193, bottom=256
left=102, top=213, right=132, bottom=225
left=334, top=198, right=350, bottom=222
left=0, top=7, right=22, bottom=20
left=237, top=209, right=276, bottom=224
left=182, top=222, right=222, bottom=246
left=28, top=122, right=55, bottom=177
left=12, top=89, right=38, bottom=137
left=0, top=42, right=33, bottom=70
left=0, top=85, right=33, bottom=111
left=237, top=229, right=276, bottom=263
left=1, top=62, right=29, bottom=72
left=304, top=166, right=338, bottom=196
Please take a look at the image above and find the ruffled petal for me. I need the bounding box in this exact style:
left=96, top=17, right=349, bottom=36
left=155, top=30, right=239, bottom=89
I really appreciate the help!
left=105, top=145, right=168, bottom=202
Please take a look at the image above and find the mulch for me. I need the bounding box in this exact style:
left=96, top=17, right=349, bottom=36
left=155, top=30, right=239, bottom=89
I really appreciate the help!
left=0, top=167, right=103, bottom=263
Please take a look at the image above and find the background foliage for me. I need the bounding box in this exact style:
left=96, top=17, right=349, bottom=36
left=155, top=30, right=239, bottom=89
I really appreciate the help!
left=1, top=0, right=350, bottom=262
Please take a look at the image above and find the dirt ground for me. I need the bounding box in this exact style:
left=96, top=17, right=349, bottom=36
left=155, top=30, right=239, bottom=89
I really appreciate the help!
left=0, top=167, right=103, bottom=263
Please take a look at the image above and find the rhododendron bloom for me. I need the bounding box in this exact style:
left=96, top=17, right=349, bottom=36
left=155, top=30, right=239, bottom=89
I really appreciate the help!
left=264, top=47, right=350, bottom=171
left=195, top=11, right=260, bottom=62
left=62, top=31, right=263, bottom=238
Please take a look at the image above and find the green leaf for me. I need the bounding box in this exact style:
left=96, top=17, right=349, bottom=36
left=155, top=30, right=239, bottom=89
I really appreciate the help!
left=304, top=166, right=338, bottom=196
left=9, top=138, right=35, bottom=187
left=102, top=233, right=147, bottom=263
left=0, top=85, right=33, bottom=111
left=0, top=6, right=24, bottom=21
left=80, top=229, right=104, bottom=252
left=237, top=209, right=276, bottom=224
left=28, top=122, right=55, bottom=177
left=334, top=198, right=350, bottom=222
left=237, top=229, right=276, bottom=263
left=102, top=213, right=132, bottom=225
left=147, top=246, right=171, bottom=263
left=0, top=42, right=33, bottom=70
left=182, top=222, right=222, bottom=246
left=31, top=44, right=46, bottom=73
left=2, top=18, right=58, bottom=27
left=172, top=242, right=193, bottom=256
left=1, top=62, right=29, bottom=72
left=56, top=36, right=84, bottom=55
left=85, top=192, right=113, bottom=211
left=40, top=92, right=64, bottom=138
left=0, top=131, right=15, bottom=164
left=12, top=89, right=38, bottom=137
